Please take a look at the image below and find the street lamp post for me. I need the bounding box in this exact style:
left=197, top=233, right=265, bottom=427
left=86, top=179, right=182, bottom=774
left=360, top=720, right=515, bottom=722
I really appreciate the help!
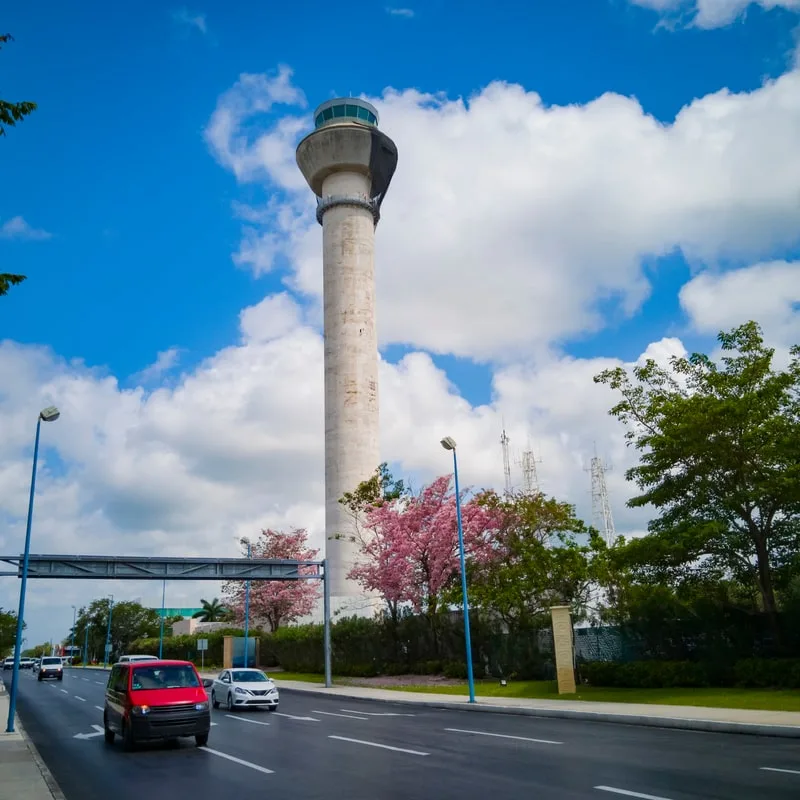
left=240, top=538, right=252, bottom=668
left=70, top=605, right=77, bottom=667
left=103, top=596, right=114, bottom=669
left=83, top=623, right=89, bottom=670
left=5, top=406, right=60, bottom=734
left=440, top=436, right=476, bottom=704
left=158, top=580, right=166, bottom=659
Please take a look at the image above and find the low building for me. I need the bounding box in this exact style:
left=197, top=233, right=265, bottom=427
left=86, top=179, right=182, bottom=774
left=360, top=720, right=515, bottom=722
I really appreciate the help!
left=171, top=618, right=229, bottom=636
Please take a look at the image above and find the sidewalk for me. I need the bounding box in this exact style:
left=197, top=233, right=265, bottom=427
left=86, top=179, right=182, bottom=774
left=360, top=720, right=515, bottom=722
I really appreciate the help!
left=257, top=677, right=800, bottom=738
left=0, top=681, right=62, bottom=800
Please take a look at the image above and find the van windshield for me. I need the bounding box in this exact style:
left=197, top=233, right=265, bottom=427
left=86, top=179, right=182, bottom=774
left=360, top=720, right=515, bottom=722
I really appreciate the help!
left=131, top=665, right=200, bottom=690
left=42, top=658, right=61, bottom=665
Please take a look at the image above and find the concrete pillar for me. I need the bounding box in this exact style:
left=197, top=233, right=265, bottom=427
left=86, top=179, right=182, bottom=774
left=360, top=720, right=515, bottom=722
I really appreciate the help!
left=321, top=170, right=380, bottom=600
left=296, top=99, right=398, bottom=612
left=550, top=605, right=576, bottom=694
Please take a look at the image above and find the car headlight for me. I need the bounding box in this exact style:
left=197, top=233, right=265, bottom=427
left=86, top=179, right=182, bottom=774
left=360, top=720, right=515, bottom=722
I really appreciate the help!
left=195, top=701, right=209, bottom=711
left=131, top=705, right=151, bottom=716
left=234, top=687, right=248, bottom=695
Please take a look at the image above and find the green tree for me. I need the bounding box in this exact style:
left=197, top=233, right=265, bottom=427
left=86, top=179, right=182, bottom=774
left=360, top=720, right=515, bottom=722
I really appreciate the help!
left=192, top=598, right=227, bottom=622
left=74, top=599, right=161, bottom=661
left=594, top=321, right=800, bottom=640
left=466, top=490, right=598, bottom=628
left=1, top=33, right=37, bottom=298
left=0, top=607, right=22, bottom=657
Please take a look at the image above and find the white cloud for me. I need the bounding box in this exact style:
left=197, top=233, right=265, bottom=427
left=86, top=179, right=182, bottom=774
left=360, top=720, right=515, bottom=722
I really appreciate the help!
left=627, top=0, right=800, bottom=27
left=209, top=58, right=800, bottom=361
left=132, top=347, right=183, bottom=384
left=680, top=260, right=800, bottom=353
left=0, top=216, right=52, bottom=241
left=386, top=7, right=415, bottom=17
left=172, top=8, right=207, bottom=34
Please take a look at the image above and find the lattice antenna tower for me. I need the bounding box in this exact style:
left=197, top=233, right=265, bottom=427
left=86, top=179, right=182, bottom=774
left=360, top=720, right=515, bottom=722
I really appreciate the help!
left=589, top=450, right=616, bottom=546
left=500, top=427, right=513, bottom=496
left=518, top=440, right=541, bottom=496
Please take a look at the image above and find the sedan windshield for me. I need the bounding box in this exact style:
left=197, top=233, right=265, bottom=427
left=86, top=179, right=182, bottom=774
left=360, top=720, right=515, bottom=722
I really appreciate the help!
left=231, top=670, right=269, bottom=683
left=42, top=658, right=61, bottom=665
left=132, top=665, right=200, bottom=690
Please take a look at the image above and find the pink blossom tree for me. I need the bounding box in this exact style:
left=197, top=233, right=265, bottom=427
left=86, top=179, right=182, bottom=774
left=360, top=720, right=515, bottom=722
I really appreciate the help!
left=348, top=475, right=502, bottom=623
left=223, top=528, right=320, bottom=632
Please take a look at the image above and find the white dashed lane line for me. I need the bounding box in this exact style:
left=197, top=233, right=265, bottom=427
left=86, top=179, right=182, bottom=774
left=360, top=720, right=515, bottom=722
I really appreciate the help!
left=444, top=728, right=562, bottom=745
left=340, top=709, right=415, bottom=717
left=200, top=747, right=274, bottom=774
left=761, top=767, right=800, bottom=776
left=60, top=689, right=68, bottom=694
left=594, top=787, right=673, bottom=800
left=328, top=735, right=429, bottom=757
left=74, top=696, right=86, bottom=702
left=313, top=710, right=369, bottom=720
left=223, top=714, right=270, bottom=726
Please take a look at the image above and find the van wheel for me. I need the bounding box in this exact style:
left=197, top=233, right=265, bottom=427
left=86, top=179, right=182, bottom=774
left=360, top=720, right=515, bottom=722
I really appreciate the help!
left=195, top=732, right=209, bottom=747
left=211, top=690, right=219, bottom=709
left=122, top=721, right=136, bottom=751
left=104, top=721, right=115, bottom=745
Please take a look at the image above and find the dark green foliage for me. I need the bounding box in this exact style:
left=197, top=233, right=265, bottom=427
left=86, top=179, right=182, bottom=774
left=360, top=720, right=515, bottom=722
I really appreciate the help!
left=0, top=607, right=22, bottom=657
left=582, top=658, right=800, bottom=689
left=192, top=598, right=228, bottom=622
left=595, top=322, right=800, bottom=643
left=262, top=613, right=551, bottom=680
left=130, top=627, right=248, bottom=667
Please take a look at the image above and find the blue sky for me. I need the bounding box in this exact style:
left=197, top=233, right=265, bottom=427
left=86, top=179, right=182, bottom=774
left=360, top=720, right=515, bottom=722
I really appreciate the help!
left=3, top=0, right=797, bottom=404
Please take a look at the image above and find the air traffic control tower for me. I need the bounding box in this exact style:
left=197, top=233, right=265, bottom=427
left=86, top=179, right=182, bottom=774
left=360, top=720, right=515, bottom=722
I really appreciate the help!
left=296, top=98, right=398, bottom=608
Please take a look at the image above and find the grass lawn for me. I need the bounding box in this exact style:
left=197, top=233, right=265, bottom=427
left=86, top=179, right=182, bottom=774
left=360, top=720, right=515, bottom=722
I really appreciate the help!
left=272, top=672, right=800, bottom=712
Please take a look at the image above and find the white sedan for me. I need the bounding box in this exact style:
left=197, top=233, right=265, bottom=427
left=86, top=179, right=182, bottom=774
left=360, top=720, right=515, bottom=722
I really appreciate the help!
left=210, top=668, right=280, bottom=712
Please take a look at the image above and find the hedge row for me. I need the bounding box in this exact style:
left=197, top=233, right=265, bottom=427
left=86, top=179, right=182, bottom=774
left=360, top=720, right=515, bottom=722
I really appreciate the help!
left=581, top=658, right=800, bottom=689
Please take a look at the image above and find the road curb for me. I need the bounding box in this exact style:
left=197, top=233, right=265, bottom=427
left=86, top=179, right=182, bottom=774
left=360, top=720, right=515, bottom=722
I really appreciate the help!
left=277, top=686, right=800, bottom=739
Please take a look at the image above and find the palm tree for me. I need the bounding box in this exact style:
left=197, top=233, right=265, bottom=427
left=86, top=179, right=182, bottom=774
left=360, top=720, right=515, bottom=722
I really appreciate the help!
left=193, top=598, right=226, bottom=622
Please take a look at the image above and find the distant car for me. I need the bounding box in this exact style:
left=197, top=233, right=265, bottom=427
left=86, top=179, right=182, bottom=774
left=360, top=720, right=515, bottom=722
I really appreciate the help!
left=210, top=668, right=280, bottom=712
left=2, top=657, right=13, bottom=671
left=20, top=658, right=35, bottom=670
left=38, top=657, right=64, bottom=682
left=32, top=658, right=41, bottom=672
left=104, top=659, right=211, bottom=749
left=117, top=655, right=159, bottom=665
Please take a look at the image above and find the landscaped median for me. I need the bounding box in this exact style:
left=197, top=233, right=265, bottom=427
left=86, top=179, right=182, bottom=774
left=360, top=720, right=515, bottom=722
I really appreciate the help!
left=266, top=671, right=800, bottom=737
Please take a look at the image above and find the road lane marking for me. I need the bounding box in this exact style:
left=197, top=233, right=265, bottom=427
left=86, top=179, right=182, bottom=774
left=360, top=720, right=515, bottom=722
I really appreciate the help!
left=74, top=725, right=105, bottom=740
left=74, top=696, right=86, bottom=702
left=60, top=689, right=69, bottom=694
left=594, top=788, right=673, bottom=800
left=272, top=712, right=319, bottom=721
left=328, top=735, right=429, bottom=756
left=200, top=747, right=274, bottom=774
left=761, top=767, right=800, bottom=775
left=313, top=710, right=369, bottom=720
left=224, top=714, right=270, bottom=726
left=95, top=706, right=104, bottom=711
left=340, top=709, right=415, bottom=717
left=445, top=728, right=562, bottom=745
left=94, top=681, right=104, bottom=685
left=82, top=678, right=90, bottom=682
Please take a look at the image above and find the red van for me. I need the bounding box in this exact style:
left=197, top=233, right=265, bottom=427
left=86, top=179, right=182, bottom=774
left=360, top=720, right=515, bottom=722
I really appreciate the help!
left=103, top=659, right=212, bottom=749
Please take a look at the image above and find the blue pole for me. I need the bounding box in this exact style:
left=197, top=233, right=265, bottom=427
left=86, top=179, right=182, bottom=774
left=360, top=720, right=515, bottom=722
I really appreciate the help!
left=5, top=417, right=42, bottom=733
left=452, top=449, right=476, bottom=704
left=83, top=623, right=88, bottom=669
left=243, top=542, right=251, bottom=667
left=323, top=559, right=331, bottom=688
left=70, top=606, right=76, bottom=667
left=103, top=596, right=114, bottom=669
left=159, top=580, right=166, bottom=659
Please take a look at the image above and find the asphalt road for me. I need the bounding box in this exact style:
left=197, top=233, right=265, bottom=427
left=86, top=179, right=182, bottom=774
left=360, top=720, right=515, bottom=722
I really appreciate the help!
left=5, top=668, right=800, bottom=800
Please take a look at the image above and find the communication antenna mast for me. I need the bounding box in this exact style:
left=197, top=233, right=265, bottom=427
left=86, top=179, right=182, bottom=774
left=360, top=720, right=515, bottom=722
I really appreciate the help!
left=500, top=427, right=512, bottom=496
left=517, top=439, right=541, bottom=496
left=589, top=450, right=616, bottom=546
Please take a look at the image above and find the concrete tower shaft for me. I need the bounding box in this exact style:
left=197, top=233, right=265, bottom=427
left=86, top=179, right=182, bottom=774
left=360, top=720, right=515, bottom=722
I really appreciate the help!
left=296, top=99, right=398, bottom=601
